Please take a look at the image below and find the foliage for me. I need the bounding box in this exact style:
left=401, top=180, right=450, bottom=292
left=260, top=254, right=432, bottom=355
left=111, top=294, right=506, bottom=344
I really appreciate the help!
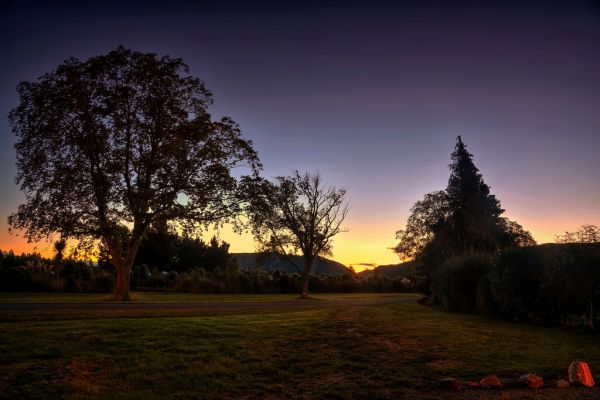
left=8, top=46, right=260, bottom=300
left=133, top=229, right=179, bottom=270
left=0, top=251, right=114, bottom=293
left=133, top=266, right=414, bottom=294
left=0, top=249, right=414, bottom=294
left=133, top=231, right=231, bottom=272
left=243, top=171, right=348, bottom=298
left=434, top=254, right=493, bottom=312
left=394, top=137, right=536, bottom=293
left=496, top=218, right=537, bottom=248
left=555, top=224, right=600, bottom=243
left=438, top=136, right=506, bottom=256
left=52, top=239, right=66, bottom=270
left=394, top=190, right=449, bottom=261
left=432, top=244, right=600, bottom=329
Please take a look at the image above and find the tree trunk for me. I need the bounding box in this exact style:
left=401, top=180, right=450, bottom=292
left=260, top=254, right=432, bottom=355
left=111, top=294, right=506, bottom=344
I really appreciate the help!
left=115, top=263, right=133, bottom=301
left=300, top=257, right=313, bottom=299
left=105, top=232, right=142, bottom=301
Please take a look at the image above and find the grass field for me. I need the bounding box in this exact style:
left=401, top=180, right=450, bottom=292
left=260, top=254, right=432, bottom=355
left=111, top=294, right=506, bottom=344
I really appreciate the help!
left=1, top=293, right=599, bottom=399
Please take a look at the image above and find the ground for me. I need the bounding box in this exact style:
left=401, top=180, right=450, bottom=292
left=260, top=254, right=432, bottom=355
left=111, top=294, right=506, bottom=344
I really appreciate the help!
left=0, top=292, right=599, bottom=399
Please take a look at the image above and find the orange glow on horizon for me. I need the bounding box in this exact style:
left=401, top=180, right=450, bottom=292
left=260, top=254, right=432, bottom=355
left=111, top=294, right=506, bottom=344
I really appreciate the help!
left=1, top=216, right=596, bottom=273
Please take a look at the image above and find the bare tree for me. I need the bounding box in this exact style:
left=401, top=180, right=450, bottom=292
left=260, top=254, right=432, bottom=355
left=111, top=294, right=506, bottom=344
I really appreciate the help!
left=8, top=47, right=260, bottom=300
left=244, top=172, right=348, bottom=298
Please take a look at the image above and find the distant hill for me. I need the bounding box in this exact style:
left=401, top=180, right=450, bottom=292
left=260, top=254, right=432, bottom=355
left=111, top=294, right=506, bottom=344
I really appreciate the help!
left=358, top=260, right=418, bottom=279
left=232, top=253, right=351, bottom=276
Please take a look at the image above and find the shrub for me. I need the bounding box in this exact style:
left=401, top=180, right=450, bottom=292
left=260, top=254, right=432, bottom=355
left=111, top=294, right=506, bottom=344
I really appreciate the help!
left=90, top=271, right=115, bottom=293
left=435, top=254, right=493, bottom=312
left=488, top=243, right=600, bottom=327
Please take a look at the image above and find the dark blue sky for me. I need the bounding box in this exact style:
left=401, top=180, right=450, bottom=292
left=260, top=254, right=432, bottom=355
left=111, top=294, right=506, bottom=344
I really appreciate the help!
left=1, top=0, right=599, bottom=267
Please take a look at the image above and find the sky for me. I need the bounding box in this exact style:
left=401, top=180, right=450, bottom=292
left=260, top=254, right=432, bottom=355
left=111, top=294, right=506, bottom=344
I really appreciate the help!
left=1, top=0, right=599, bottom=270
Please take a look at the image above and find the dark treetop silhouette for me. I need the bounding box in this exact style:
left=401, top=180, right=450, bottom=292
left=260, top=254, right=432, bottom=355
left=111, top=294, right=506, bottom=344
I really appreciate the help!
left=8, top=46, right=260, bottom=300
left=243, top=171, right=348, bottom=298
left=555, top=224, right=600, bottom=244
left=395, top=136, right=535, bottom=288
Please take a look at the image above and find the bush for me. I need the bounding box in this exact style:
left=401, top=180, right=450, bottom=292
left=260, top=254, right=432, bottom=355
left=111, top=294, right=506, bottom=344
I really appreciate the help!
left=90, top=271, right=115, bottom=293
left=488, top=243, right=600, bottom=327
left=434, top=255, right=493, bottom=312
left=0, top=250, right=417, bottom=296
left=487, top=247, right=546, bottom=321
left=0, top=265, right=58, bottom=292
left=173, top=269, right=212, bottom=293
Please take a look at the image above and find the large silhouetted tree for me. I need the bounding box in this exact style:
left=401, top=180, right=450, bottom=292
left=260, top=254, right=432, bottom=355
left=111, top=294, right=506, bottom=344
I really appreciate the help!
left=8, top=47, right=260, bottom=300
left=440, top=135, right=506, bottom=255
left=395, top=136, right=535, bottom=264
left=244, top=172, right=348, bottom=298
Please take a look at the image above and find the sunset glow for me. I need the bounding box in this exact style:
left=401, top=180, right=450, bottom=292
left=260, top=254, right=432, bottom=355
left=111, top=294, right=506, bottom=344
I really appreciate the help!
left=1, top=213, right=595, bottom=272
left=1, top=1, right=598, bottom=271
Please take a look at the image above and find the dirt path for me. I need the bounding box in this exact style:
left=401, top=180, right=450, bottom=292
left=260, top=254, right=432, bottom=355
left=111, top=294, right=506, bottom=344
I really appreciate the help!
left=0, top=296, right=416, bottom=315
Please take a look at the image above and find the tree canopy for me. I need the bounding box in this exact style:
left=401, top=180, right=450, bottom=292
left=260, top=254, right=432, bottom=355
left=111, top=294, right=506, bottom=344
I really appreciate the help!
left=555, top=224, right=600, bottom=243
left=441, top=135, right=506, bottom=255
left=133, top=230, right=231, bottom=272
left=394, top=190, right=449, bottom=261
left=8, top=46, right=260, bottom=299
left=395, top=136, right=535, bottom=264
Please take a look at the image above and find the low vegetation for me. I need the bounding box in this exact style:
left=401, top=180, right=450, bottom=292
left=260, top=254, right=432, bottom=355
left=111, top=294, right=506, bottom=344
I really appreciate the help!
left=0, top=249, right=414, bottom=295
left=430, top=243, right=600, bottom=329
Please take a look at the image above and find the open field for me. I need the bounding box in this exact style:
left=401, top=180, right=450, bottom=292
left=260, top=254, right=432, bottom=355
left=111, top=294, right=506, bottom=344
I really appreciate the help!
left=1, top=293, right=599, bottom=399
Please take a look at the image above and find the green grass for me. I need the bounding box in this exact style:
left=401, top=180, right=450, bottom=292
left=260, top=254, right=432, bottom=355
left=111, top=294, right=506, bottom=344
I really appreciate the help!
left=0, top=297, right=599, bottom=399
left=0, top=291, right=419, bottom=304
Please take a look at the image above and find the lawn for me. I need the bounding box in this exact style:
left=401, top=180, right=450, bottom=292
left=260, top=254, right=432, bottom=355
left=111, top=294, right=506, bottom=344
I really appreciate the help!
left=0, top=294, right=599, bottom=399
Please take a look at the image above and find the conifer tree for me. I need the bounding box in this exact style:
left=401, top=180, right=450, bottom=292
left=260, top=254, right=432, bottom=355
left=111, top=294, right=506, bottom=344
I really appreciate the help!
left=441, top=136, right=505, bottom=255
left=395, top=136, right=535, bottom=267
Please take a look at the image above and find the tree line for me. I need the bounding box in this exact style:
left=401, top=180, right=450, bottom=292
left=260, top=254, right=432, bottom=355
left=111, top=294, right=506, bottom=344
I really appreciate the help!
left=554, top=224, right=600, bottom=244
left=0, top=246, right=414, bottom=294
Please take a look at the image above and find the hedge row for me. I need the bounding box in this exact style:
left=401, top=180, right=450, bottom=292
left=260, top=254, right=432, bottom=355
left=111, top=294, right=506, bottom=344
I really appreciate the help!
left=430, top=243, right=600, bottom=328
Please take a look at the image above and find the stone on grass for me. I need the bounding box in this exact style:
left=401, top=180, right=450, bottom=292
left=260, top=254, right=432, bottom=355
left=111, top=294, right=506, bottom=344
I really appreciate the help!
left=568, top=361, right=595, bottom=387
left=556, top=379, right=570, bottom=389
left=480, top=375, right=502, bottom=389
left=439, top=378, right=462, bottom=391
left=518, top=374, right=543, bottom=389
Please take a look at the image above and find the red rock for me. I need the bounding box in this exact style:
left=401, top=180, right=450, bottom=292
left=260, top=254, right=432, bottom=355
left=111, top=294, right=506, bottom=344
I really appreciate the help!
left=556, top=379, right=570, bottom=389
left=439, top=378, right=462, bottom=391
left=480, top=375, right=503, bottom=389
left=518, top=374, right=543, bottom=389
left=568, top=361, right=595, bottom=387
left=465, top=381, right=480, bottom=388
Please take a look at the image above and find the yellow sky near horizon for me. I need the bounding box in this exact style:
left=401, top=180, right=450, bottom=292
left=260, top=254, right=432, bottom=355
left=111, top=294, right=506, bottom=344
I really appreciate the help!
left=0, top=217, right=580, bottom=272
